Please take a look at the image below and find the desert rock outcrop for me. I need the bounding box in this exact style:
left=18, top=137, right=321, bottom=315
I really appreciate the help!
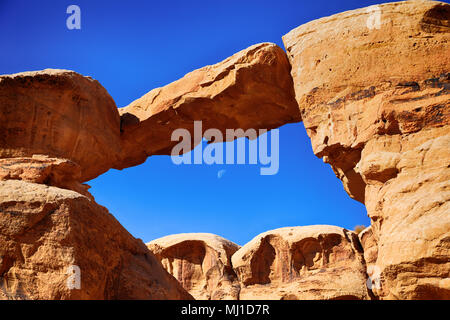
left=0, top=179, right=192, bottom=300
left=117, top=43, right=301, bottom=169
left=148, top=233, right=240, bottom=300
left=283, top=0, right=450, bottom=299
left=232, top=226, right=370, bottom=300
left=0, top=69, right=122, bottom=182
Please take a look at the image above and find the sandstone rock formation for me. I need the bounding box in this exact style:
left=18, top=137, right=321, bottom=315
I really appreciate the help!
left=232, top=226, right=370, bottom=300
left=283, top=0, right=450, bottom=299
left=117, top=43, right=301, bottom=169
left=0, top=155, right=91, bottom=199
left=0, top=179, right=192, bottom=300
left=0, top=69, right=122, bottom=182
left=147, top=233, right=240, bottom=300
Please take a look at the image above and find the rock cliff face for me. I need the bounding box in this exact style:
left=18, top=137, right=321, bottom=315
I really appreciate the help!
left=0, top=179, right=192, bottom=300
left=283, top=0, right=450, bottom=299
left=232, top=226, right=369, bottom=300
left=147, top=233, right=240, bottom=300
left=117, top=43, right=301, bottom=169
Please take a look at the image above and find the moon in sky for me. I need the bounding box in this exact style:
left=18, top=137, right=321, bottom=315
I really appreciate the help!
left=217, top=169, right=226, bottom=179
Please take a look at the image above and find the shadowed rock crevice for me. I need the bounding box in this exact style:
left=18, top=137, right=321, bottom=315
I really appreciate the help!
left=246, top=236, right=277, bottom=286
left=421, top=3, right=450, bottom=32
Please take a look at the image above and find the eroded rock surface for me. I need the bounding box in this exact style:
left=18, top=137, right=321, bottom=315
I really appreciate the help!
left=283, top=0, right=450, bottom=299
left=0, top=69, right=122, bottom=182
left=232, top=226, right=370, bottom=300
left=117, top=43, right=301, bottom=169
left=0, top=180, right=192, bottom=300
left=0, top=155, right=91, bottom=198
left=148, top=233, right=240, bottom=300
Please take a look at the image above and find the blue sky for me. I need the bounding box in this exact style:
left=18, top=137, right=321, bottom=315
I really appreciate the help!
left=0, top=0, right=394, bottom=245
